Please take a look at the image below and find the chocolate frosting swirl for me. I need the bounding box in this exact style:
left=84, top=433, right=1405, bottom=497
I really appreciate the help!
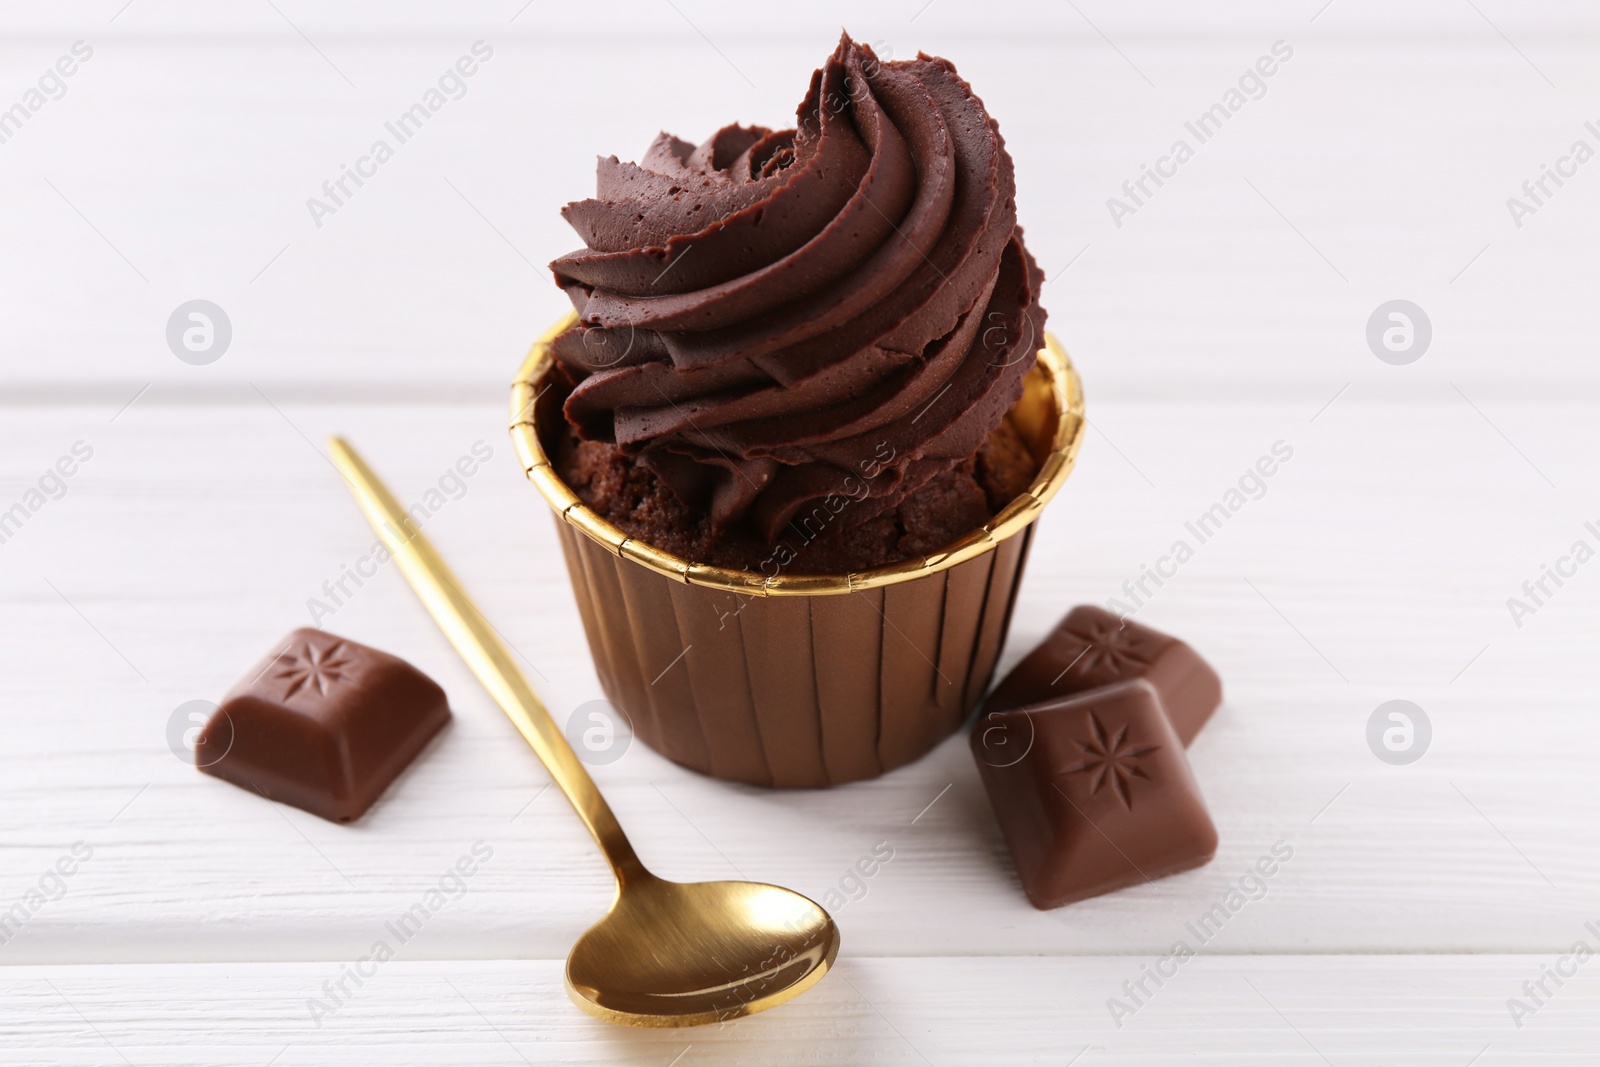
left=550, top=33, right=1046, bottom=543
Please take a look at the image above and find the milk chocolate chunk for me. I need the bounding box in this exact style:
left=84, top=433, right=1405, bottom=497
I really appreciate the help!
left=986, top=604, right=1221, bottom=746
left=971, top=680, right=1217, bottom=909
left=198, top=629, right=450, bottom=823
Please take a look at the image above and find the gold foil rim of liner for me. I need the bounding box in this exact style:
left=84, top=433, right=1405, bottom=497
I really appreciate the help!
left=509, top=311, right=1086, bottom=597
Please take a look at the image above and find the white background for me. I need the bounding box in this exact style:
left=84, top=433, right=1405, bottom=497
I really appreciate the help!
left=3, top=0, right=1599, bottom=1062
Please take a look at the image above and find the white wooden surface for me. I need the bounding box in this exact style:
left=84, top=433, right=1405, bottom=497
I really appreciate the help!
left=4, top=2, right=1600, bottom=1060
left=5, top=957, right=1598, bottom=1064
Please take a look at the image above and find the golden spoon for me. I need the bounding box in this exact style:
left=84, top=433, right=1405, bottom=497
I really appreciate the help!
left=328, top=437, right=839, bottom=1027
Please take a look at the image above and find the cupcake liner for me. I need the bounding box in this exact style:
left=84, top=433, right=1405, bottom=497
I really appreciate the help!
left=512, top=313, right=1084, bottom=787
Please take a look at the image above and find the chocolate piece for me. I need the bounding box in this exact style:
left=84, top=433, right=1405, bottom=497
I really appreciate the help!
left=971, top=680, right=1217, bottom=909
left=198, top=628, right=450, bottom=823
left=986, top=605, right=1221, bottom=746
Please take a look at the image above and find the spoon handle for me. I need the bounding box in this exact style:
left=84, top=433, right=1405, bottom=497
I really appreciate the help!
left=328, top=436, right=644, bottom=882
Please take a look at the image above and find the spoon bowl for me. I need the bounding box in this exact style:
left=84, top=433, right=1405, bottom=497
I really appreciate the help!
left=569, top=874, right=840, bottom=1026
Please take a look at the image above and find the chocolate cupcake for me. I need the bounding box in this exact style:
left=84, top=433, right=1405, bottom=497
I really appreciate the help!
left=512, top=34, right=1084, bottom=787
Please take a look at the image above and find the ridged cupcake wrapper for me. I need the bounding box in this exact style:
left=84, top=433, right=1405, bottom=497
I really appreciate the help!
left=512, top=313, right=1083, bottom=788
left=554, top=515, right=1035, bottom=787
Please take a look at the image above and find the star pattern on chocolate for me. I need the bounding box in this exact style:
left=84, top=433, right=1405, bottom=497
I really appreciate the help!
left=1057, top=616, right=1161, bottom=685
left=273, top=640, right=353, bottom=698
left=1055, top=713, right=1160, bottom=810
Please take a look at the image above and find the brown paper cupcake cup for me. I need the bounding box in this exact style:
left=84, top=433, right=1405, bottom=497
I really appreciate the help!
left=510, top=313, right=1086, bottom=788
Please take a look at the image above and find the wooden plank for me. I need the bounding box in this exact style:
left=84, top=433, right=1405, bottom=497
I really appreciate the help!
left=2, top=400, right=1599, bottom=966
left=1, top=955, right=1596, bottom=1063
left=2, top=38, right=1599, bottom=402
left=12, top=3, right=1600, bottom=36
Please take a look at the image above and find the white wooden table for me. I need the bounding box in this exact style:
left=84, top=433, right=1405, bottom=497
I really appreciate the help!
left=4, top=2, right=1599, bottom=1061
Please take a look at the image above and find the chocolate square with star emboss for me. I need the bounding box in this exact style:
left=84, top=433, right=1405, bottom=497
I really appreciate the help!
left=198, top=628, right=450, bottom=822
left=971, top=679, right=1217, bottom=909
left=985, top=604, right=1222, bottom=746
